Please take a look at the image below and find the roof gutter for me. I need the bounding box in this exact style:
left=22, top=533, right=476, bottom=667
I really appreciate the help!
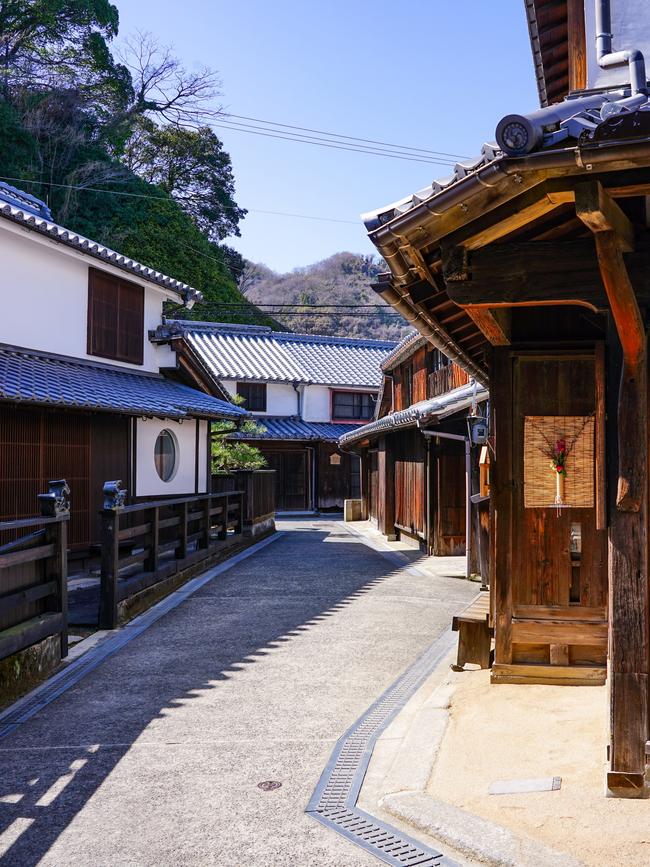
left=372, top=280, right=488, bottom=386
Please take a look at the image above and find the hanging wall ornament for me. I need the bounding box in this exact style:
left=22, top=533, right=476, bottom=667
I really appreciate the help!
left=523, top=416, right=595, bottom=511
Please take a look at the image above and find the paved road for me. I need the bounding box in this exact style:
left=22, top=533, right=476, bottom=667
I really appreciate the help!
left=0, top=520, right=474, bottom=867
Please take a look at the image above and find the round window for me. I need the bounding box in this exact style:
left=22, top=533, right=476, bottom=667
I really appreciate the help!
left=154, top=429, right=177, bottom=482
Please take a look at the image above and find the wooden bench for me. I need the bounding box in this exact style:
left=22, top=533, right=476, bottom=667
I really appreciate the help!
left=451, top=592, right=493, bottom=670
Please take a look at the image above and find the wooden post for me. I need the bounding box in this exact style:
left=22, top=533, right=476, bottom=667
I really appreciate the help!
left=577, top=183, right=649, bottom=795
left=378, top=436, right=396, bottom=541
left=491, top=347, right=514, bottom=670
left=360, top=450, right=370, bottom=520
left=218, top=495, right=228, bottom=540
left=99, top=509, right=120, bottom=629
left=45, top=517, right=68, bottom=657
left=148, top=505, right=160, bottom=573
left=235, top=492, right=244, bottom=535
left=179, top=501, right=189, bottom=560
left=203, top=497, right=212, bottom=550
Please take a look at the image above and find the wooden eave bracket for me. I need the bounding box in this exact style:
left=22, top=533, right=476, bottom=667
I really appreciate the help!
left=576, top=180, right=645, bottom=512
left=441, top=243, right=511, bottom=346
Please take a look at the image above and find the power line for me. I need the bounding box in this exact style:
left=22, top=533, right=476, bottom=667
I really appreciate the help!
left=212, top=121, right=457, bottom=167
left=193, top=302, right=394, bottom=308
left=223, top=113, right=469, bottom=160
left=0, top=175, right=360, bottom=225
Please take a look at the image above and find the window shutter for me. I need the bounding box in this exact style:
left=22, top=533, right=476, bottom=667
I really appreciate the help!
left=88, top=269, right=144, bottom=364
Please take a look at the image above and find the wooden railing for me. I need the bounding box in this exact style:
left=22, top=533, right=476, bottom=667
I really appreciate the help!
left=427, top=364, right=470, bottom=399
left=0, top=481, right=69, bottom=663
left=212, top=469, right=275, bottom=533
left=100, top=486, right=244, bottom=629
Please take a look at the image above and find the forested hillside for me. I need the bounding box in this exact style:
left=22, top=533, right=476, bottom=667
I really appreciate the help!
left=0, top=1, right=273, bottom=324
left=239, top=253, right=410, bottom=340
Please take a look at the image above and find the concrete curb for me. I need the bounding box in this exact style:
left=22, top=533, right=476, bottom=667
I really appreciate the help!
left=381, top=792, right=583, bottom=867
left=371, top=667, right=586, bottom=867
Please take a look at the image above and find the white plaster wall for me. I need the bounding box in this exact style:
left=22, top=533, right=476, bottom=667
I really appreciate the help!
left=585, top=0, right=650, bottom=89
left=136, top=418, right=207, bottom=497
left=0, top=222, right=177, bottom=372
left=302, top=385, right=331, bottom=422
left=220, top=379, right=298, bottom=416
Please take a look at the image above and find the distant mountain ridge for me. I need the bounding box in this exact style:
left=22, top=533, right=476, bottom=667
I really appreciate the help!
left=241, top=252, right=411, bottom=341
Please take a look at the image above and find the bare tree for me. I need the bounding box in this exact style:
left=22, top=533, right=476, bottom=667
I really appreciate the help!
left=117, top=31, right=222, bottom=128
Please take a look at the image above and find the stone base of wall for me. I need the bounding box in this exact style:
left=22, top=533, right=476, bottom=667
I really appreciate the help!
left=244, top=516, right=275, bottom=538
left=0, top=634, right=61, bottom=711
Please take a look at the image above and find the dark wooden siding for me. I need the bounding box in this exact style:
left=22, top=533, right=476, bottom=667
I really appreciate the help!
left=434, top=446, right=466, bottom=555
left=368, top=450, right=378, bottom=521
left=394, top=428, right=426, bottom=538
left=392, top=346, right=469, bottom=409
left=0, top=406, right=129, bottom=548
left=258, top=445, right=310, bottom=511
left=317, top=443, right=357, bottom=510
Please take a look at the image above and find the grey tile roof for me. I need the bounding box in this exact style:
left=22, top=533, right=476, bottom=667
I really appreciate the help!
left=232, top=416, right=361, bottom=442
left=339, top=381, right=488, bottom=448
left=0, top=181, right=202, bottom=306
left=161, top=322, right=396, bottom=388
left=362, top=93, right=649, bottom=232
left=380, top=330, right=427, bottom=372
left=0, top=345, right=246, bottom=420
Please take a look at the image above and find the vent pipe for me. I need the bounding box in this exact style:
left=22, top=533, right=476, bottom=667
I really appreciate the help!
left=596, top=0, right=648, bottom=116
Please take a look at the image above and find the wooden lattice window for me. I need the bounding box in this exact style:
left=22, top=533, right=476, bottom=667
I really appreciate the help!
left=524, top=415, right=595, bottom=508
left=236, top=382, right=267, bottom=412
left=87, top=268, right=144, bottom=365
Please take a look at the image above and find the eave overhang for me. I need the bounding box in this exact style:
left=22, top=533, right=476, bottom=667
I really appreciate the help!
left=364, top=135, right=650, bottom=384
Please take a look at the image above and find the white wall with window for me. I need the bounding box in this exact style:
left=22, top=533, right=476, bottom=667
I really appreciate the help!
left=220, top=379, right=298, bottom=416
left=0, top=221, right=177, bottom=372
left=135, top=417, right=208, bottom=497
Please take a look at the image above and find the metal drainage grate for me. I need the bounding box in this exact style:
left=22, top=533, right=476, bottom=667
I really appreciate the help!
left=306, top=629, right=459, bottom=867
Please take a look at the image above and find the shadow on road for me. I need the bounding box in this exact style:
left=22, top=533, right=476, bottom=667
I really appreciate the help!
left=0, top=524, right=429, bottom=865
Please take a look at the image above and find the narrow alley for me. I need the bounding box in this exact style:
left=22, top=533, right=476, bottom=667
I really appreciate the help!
left=0, top=520, right=474, bottom=867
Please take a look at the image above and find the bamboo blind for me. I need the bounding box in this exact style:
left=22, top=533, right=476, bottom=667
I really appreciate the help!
left=524, top=415, right=595, bottom=509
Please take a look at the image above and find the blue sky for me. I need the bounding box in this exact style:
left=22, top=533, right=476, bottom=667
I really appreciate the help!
left=116, top=1, right=539, bottom=272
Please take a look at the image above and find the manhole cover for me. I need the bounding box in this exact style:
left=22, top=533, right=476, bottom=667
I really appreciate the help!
left=257, top=780, right=282, bottom=791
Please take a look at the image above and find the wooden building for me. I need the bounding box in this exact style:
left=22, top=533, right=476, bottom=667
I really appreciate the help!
left=151, top=321, right=396, bottom=512
left=339, top=332, right=488, bottom=574
left=359, top=0, right=650, bottom=796
left=0, top=182, right=246, bottom=551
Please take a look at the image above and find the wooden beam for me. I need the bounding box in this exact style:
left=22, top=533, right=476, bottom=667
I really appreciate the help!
left=576, top=180, right=635, bottom=253
left=567, top=0, right=587, bottom=92
left=444, top=239, right=650, bottom=311
left=463, top=306, right=511, bottom=346
left=442, top=181, right=575, bottom=252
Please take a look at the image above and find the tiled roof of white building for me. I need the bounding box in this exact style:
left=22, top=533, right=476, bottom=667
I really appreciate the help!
left=157, top=322, right=397, bottom=388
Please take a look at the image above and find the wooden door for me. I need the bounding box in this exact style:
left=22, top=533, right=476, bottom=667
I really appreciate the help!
left=435, top=448, right=466, bottom=555
left=264, top=450, right=309, bottom=511
left=502, top=353, right=608, bottom=674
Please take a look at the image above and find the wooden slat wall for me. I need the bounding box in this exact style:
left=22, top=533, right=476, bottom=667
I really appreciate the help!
left=394, top=428, right=426, bottom=538
left=368, top=451, right=378, bottom=521
left=434, top=444, right=466, bottom=555
left=0, top=407, right=130, bottom=548
left=493, top=351, right=608, bottom=677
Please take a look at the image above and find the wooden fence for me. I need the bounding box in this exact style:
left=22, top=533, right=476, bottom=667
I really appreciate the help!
left=100, top=485, right=245, bottom=629
left=0, top=481, right=69, bottom=663
left=212, top=469, right=275, bottom=533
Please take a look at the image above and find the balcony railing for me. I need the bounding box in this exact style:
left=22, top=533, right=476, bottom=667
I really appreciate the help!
left=427, top=364, right=470, bottom=398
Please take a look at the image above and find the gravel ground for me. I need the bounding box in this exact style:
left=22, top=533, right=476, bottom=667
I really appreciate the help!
left=0, top=519, right=474, bottom=867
